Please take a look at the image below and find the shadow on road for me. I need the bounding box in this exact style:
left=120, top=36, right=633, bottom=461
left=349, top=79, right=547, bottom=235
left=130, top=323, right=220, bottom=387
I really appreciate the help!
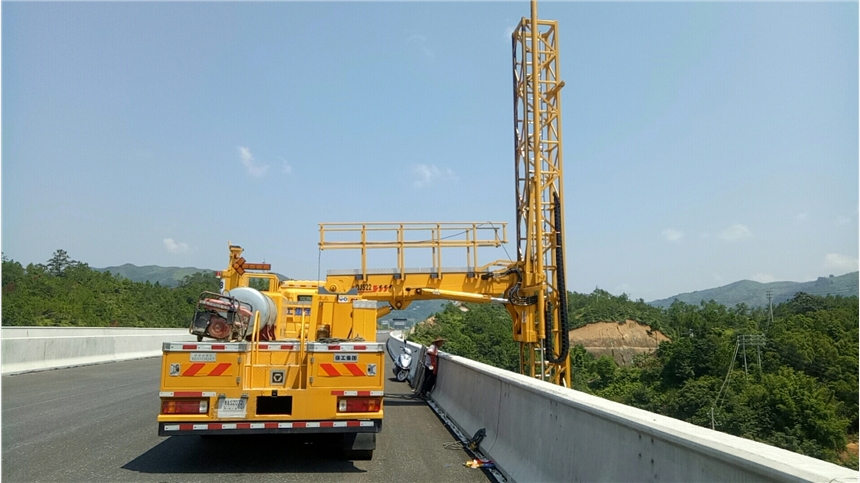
left=122, top=434, right=365, bottom=474
left=383, top=393, right=427, bottom=407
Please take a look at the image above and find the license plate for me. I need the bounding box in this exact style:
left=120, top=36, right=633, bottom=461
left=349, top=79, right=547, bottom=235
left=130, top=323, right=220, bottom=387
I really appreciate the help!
left=190, top=353, right=216, bottom=362
left=334, top=354, right=358, bottom=362
left=217, top=398, right=247, bottom=418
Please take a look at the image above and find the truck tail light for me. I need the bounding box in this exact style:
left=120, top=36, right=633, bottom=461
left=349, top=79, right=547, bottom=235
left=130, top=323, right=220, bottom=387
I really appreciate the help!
left=338, top=398, right=382, bottom=413
left=162, top=399, right=209, bottom=414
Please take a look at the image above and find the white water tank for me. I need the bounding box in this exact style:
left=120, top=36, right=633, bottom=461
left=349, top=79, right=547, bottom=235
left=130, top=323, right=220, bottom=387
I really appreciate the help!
left=227, top=287, right=277, bottom=328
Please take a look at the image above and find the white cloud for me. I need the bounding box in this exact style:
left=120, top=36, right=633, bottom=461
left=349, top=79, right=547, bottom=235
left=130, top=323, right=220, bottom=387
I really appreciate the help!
left=824, top=253, right=859, bottom=272
left=504, top=25, right=516, bottom=40
left=713, top=273, right=724, bottom=283
left=752, top=273, right=776, bottom=283
left=719, top=224, right=752, bottom=242
left=661, top=228, right=683, bottom=242
left=281, top=158, right=293, bottom=175
left=407, top=34, right=433, bottom=59
left=796, top=212, right=809, bottom=223
left=412, top=164, right=457, bottom=188
left=163, top=238, right=189, bottom=254
left=836, top=215, right=852, bottom=225
left=238, top=146, right=269, bottom=177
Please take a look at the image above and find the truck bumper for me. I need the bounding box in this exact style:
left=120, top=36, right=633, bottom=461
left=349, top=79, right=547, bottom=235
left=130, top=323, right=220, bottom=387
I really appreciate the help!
left=158, top=419, right=382, bottom=436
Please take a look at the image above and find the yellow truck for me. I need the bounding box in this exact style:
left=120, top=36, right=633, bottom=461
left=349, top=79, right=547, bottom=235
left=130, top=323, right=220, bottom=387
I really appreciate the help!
left=157, top=245, right=384, bottom=460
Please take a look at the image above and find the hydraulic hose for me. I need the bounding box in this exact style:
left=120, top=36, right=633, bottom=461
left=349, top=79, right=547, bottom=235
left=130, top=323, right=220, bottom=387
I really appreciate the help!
left=544, top=193, right=570, bottom=364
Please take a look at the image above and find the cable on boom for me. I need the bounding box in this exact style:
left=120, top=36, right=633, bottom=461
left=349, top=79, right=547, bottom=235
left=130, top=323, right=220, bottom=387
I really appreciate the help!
left=543, top=193, right=570, bottom=364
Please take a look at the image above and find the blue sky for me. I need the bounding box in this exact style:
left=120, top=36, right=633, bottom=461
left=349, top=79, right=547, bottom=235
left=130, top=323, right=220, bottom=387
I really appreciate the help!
left=2, top=2, right=857, bottom=302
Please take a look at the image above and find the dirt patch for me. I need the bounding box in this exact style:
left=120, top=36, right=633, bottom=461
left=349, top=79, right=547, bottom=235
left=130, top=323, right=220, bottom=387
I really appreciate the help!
left=569, top=320, right=670, bottom=366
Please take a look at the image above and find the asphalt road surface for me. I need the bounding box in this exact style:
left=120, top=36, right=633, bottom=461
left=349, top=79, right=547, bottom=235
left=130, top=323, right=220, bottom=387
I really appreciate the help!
left=2, top=332, right=494, bottom=483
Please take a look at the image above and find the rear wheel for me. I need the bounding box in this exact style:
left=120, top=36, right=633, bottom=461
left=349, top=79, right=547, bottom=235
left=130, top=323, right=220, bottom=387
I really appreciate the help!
left=395, top=368, right=408, bottom=382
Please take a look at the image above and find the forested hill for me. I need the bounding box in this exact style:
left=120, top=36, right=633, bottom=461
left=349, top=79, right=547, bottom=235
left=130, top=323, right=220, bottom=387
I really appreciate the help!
left=2, top=251, right=220, bottom=328
left=649, top=272, right=858, bottom=309
left=95, top=264, right=211, bottom=287
left=95, top=263, right=290, bottom=287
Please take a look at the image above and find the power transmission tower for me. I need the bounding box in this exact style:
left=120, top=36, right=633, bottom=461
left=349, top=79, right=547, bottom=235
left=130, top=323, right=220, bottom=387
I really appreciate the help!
left=737, top=334, right=766, bottom=374
left=712, top=333, right=766, bottom=429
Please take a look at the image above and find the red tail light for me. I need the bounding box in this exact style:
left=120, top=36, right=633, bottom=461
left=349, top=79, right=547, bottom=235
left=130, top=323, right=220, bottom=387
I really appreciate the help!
left=338, top=398, right=382, bottom=413
left=162, top=399, right=209, bottom=414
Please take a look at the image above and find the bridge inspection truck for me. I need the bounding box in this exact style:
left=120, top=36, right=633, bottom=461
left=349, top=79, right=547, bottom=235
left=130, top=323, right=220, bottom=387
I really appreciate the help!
left=157, top=245, right=384, bottom=460
left=160, top=0, right=573, bottom=459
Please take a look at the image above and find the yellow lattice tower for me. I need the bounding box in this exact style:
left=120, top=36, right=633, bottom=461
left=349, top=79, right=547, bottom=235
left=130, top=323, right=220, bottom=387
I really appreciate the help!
left=511, top=0, right=570, bottom=386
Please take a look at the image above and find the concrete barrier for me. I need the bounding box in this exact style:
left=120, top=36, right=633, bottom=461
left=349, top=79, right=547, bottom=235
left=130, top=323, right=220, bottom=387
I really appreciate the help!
left=433, top=353, right=858, bottom=483
left=1, top=327, right=194, bottom=375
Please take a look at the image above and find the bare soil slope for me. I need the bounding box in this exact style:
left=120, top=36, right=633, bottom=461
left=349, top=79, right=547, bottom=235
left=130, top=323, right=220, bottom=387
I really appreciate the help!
left=569, top=320, right=670, bottom=366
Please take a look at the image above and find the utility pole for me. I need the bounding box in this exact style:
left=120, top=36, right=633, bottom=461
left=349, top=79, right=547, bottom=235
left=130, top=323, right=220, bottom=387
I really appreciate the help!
left=765, top=289, right=774, bottom=332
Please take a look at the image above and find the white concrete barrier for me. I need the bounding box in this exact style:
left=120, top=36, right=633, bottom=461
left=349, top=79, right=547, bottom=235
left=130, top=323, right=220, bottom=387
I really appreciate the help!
left=1, top=327, right=194, bottom=375
left=433, top=353, right=858, bottom=483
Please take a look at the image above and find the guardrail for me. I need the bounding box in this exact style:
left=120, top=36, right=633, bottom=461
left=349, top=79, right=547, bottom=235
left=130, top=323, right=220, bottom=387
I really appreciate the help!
left=1, top=327, right=194, bottom=375
left=432, top=353, right=858, bottom=483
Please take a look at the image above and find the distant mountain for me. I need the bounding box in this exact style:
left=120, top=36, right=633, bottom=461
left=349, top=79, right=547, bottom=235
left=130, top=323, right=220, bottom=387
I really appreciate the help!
left=648, top=272, right=859, bottom=309
left=95, top=264, right=212, bottom=287
left=377, top=300, right=449, bottom=325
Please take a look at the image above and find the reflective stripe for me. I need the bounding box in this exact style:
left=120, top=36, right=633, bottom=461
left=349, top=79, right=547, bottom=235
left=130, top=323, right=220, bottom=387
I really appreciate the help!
left=166, top=342, right=382, bottom=352
left=162, top=420, right=376, bottom=431
left=307, top=342, right=384, bottom=353
left=160, top=391, right=217, bottom=397
left=163, top=342, right=247, bottom=352
left=331, top=390, right=384, bottom=397
left=318, top=363, right=367, bottom=377
left=179, top=363, right=232, bottom=377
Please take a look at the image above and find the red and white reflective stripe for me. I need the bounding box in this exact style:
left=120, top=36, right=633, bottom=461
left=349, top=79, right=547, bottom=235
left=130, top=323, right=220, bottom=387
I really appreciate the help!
left=162, top=420, right=375, bottom=431
left=257, top=343, right=298, bottom=351
left=330, top=390, right=384, bottom=397
left=163, top=342, right=246, bottom=352
left=159, top=391, right=216, bottom=397
left=307, top=342, right=384, bottom=352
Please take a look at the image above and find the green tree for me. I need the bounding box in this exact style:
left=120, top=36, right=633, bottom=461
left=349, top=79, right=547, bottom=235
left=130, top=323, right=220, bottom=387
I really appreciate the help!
left=46, top=249, right=73, bottom=277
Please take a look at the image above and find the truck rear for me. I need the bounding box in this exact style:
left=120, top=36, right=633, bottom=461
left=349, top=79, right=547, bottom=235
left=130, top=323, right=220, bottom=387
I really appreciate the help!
left=157, top=245, right=384, bottom=460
